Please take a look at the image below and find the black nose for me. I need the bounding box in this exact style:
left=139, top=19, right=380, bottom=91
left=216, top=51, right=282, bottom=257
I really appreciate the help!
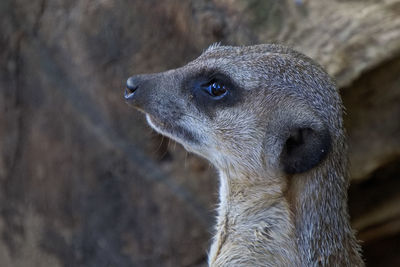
left=124, top=77, right=139, bottom=100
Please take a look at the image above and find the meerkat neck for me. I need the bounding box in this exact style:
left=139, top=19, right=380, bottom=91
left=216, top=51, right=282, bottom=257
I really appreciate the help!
left=209, top=170, right=300, bottom=266
left=209, top=165, right=363, bottom=266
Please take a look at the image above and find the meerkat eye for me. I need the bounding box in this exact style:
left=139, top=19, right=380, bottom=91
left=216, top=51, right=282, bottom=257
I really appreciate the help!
left=204, top=81, right=228, bottom=99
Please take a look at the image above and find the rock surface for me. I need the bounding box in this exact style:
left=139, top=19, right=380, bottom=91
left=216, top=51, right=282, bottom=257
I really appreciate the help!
left=1, top=0, right=400, bottom=266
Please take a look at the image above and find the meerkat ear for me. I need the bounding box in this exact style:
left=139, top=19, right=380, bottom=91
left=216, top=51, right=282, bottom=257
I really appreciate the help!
left=280, top=126, right=331, bottom=174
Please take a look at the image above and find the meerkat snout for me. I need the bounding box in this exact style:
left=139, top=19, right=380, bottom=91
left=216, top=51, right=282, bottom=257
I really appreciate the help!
left=124, top=76, right=140, bottom=100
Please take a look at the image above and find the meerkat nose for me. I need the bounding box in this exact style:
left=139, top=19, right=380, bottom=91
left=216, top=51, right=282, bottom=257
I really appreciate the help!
left=124, top=77, right=139, bottom=100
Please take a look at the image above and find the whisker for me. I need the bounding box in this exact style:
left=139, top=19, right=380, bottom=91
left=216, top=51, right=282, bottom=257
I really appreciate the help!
left=184, top=151, right=188, bottom=169
left=159, top=136, right=170, bottom=160
left=155, top=135, right=165, bottom=154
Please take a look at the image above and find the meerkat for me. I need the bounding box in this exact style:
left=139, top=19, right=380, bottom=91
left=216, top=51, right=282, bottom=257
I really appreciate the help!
left=124, top=44, right=364, bottom=266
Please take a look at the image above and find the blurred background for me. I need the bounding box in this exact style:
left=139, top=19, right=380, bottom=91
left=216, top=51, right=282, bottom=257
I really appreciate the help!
left=1, top=0, right=400, bottom=266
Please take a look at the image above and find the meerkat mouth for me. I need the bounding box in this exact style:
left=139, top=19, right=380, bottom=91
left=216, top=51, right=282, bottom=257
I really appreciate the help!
left=145, top=114, right=167, bottom=132
left=146, top=114, right=200, bottom=145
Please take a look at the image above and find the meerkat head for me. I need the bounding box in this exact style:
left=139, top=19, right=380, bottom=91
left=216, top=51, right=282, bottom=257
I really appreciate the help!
left=125, top=44, right=339, bottom=177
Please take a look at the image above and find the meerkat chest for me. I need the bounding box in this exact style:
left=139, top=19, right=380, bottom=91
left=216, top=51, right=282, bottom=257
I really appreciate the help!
left=209, top=199, right=300, bottom=266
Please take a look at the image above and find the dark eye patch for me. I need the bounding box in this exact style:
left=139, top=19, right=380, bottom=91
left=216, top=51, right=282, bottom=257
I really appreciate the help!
left=183, top=69, right=243, bottom=117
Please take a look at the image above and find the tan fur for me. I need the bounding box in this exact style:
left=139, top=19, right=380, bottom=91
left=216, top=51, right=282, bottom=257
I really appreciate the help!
left=125, top=44, right=364, bottom=266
